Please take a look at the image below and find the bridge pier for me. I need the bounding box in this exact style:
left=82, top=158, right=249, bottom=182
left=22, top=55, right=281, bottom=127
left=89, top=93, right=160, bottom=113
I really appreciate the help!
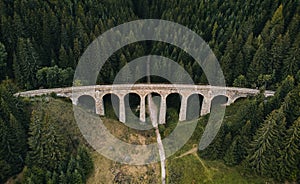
left=179, top=95, right=188, bottom=121
left=140, top=95, right=146, bottom=122
left=119, top=95, right=126, bottom=123
left=95, top=98, right=105, bottom=116
left=159, top=95, right=167, bottom=124
left=95, top=92, right=105, bottom=116
left=200, top=97, right=211, bottom=116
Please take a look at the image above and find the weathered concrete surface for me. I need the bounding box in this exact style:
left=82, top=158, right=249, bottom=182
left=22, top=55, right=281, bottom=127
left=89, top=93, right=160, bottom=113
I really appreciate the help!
left=15, top=84, right=275, bottom=123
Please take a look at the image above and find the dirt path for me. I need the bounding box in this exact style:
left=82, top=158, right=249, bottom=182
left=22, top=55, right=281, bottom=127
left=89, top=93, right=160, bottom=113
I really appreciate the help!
left=175, top=146, right=198, bottom=159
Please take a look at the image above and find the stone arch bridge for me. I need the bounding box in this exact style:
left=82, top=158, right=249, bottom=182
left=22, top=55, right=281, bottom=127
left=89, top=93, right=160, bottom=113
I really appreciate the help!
left=15, top=84, right=274, bottom=124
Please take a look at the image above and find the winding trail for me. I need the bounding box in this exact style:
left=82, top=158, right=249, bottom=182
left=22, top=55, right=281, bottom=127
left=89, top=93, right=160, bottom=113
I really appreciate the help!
left=175, top=146, right=198, bottom=159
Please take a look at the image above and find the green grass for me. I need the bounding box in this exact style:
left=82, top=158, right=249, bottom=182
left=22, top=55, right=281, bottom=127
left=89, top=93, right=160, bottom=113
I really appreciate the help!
left=167, top=154, right=272, bottom=184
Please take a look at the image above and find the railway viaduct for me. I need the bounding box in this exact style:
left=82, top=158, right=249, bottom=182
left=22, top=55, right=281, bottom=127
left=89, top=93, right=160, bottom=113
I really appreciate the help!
left=15, top=84, right=275, bottom=124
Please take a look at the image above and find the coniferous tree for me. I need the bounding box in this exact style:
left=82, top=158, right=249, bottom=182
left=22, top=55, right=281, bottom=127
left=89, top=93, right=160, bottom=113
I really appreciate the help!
left=42, top=114, right=67, bottom=171
left=221, top=40, right=236, bottom=85
left=282, top=85, right=300, bottom=126
left=0, top=83, right=28, bottom=182
left=279, top=117, right=300, bottom=182
left=73, top=38, right=81, bottom=67
left=59, top=171, right=67, bottom=184
left=246, top=44, right=268, bottom=86
left=224, top=136, right=243, bottom=166
left=242, top=33, right=256, bottom=71
left=239, top=120, right=252, bottom=159
left=0, top=43, right=7, bottom=81
left=71, top=169, right=83, bottom=184
left=199, top=125, right=227, bottom=160
left=58, top=45, right=69, bottom=69
left=270, top=34, right=290, bottom=81
left=13, top=38, right=40, bottom=89
left=24, top=166, right=46, bottom=184
left=27, top=110, right=67, bottom=171
left=77, top=146, right=93, bottom=182
left=266, top=75, right=295, bottom=114
left=26, top=110, right=45, bottom=168
left=246, top=109, right=286, bottom=177
left=283, top=33, right=300, bottom=78
left=269, top=4, right=284, bottom=45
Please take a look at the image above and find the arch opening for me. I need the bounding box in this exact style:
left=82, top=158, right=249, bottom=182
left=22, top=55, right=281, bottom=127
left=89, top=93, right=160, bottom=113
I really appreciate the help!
left=103, top=94, right=120, bottom=120
left=211, top=95, right=229, bottom=107
left=77, top=95, right=96, bottom=113
left=124, top=93, right=141, bottom=122
left=145, top=92, right=161, bottom=120
left=232, top=96, right=247, bottom=104
left=166, top=93, right=181, bottom=123
left=186, top=94, right=203, bottom=121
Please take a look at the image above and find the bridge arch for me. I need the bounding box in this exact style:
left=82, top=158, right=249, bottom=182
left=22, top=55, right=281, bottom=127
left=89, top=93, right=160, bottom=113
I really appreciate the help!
left=166, top=93, right=182, bottom=122
left=186, top=93, right=204, bottom=120
left=102, top=93, right=120, bottom=120
left=124, top=93, right=141, bottom=122
left=211, top=95, right=229, bottom=106
left=145, top=92, right=166, bottom=124
left=146, top=92, right=162, bottom=106
left=231, top=95, right=248, bottom=104
left=77, top=95, right=96, bottom=113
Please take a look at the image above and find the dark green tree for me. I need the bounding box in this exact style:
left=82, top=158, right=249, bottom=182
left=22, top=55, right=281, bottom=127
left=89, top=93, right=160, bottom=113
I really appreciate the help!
left=13, top=38, right=40, bottom=90
left=282, top=85, right=300, bottom=125
left=233, top=75, right=247, bottom=87
left=27, top=110, right=67, bottom=171
left=199, top=125, right=227, bottom=160
left=283, top=33, right=300, bottom=78
left=269, top=4, right=284, bottom=45
left=58, top=45, right=69, bottom=69
left=0, top=42, right=7, bottom=80
left=76, top=146, right=93, bottom=182
left=224, top=136, right=243, bottom=166
left=0, top=82, right=28, bottom=182
left=71, top=169, right=83, bottom=184
left=246, top=44, right=268, bottom=86
left=24, top=166, right=46, bottom=184
left=279, top=117, right=300, bottom=182
left=246, top=109, right=286, bottom=177
left=269, top=34, right=290, bottom=81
